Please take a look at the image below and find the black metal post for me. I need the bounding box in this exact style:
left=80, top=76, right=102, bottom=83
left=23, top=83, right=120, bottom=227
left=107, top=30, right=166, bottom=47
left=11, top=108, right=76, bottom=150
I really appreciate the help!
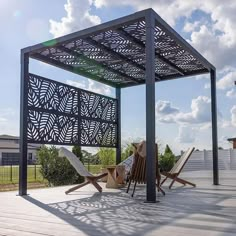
left=210, top=69, right=219, bottom=185
left=145, top=11, right=156, bottom=202
left=19, top=51, right=29, bottom=195
left=116, top=87, right=121, bottom=164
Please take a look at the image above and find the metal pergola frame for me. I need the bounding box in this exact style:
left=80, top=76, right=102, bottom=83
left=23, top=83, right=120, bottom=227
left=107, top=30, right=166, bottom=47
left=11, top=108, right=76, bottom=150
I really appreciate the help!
left=20, top=8, right=219, bottom=202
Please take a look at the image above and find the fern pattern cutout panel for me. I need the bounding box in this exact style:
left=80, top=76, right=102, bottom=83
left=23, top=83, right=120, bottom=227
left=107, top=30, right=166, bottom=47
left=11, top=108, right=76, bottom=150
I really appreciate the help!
left=80, top=90, right=117, bottom=122
left=27, top=73, right=118, bottom=147
left=27, top=110, right=79, bottom=144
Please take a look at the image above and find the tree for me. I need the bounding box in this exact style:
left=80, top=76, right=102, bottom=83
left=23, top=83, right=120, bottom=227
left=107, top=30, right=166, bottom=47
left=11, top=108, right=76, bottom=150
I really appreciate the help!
left=37, top=146, right=84, bottom=186
left=159, top=144, right=176, bottom=172
left=72, top=145, right=83, bottom=163
left=164, top=144, right=173, bottom=154
left=97, top=148, right=115, bottom=167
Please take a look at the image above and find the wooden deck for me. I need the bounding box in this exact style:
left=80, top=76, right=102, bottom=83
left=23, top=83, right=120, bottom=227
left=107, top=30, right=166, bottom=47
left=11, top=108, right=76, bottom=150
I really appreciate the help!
left=0, top=170, right=236, bottom=236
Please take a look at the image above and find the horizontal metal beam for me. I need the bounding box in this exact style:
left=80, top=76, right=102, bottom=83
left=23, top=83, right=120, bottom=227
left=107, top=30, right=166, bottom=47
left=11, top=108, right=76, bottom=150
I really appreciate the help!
left=57, top=45, right=140, bottom=84
left=30, top=53, right=119, bottom=88
left=119, top=68, right=209, bottom=88
left=26, top=139, right=117, bottom=148
left=116, top=28, right=185, bottom=76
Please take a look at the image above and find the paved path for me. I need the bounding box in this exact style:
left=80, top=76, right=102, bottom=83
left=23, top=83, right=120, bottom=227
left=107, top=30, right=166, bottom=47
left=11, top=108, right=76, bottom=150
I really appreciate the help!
left=0, top=171, right=235, bottom=236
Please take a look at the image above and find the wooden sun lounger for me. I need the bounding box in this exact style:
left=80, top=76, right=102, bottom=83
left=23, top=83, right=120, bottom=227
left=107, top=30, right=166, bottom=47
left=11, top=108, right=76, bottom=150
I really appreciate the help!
left=59, top=147, right=107, bottom=194
left=161, top=147, right=195, bottom=189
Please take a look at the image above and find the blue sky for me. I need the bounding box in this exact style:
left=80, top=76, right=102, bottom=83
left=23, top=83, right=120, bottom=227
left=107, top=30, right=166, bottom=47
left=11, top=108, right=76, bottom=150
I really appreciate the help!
left=1, top=0, right=236, bottom=154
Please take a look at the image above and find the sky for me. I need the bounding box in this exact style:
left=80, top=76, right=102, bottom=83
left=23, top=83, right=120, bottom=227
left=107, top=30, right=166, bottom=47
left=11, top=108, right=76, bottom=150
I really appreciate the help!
left=0, top=0, right=236, bottom=154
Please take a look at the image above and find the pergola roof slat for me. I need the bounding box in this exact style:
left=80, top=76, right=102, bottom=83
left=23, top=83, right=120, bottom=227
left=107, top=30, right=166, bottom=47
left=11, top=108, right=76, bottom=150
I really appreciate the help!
left=31, top=53, right=120, bottom=87
left=116, top=28, right=185, bottom=76
left=57, top=45, right=140, bottom=85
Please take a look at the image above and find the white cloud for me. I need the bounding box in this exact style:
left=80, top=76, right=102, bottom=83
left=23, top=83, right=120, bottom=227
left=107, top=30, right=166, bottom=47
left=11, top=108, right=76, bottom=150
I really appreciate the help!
left=87, top=80, right=112, bottom=96
left=0, top=117, right=7, bottom=123
left=204, top=83, right=210, bottom=89
left=177, top=96, right=211, bottom=124
left=226, top=88, right=236, bottom=98
left=156, top=96, right=213, bottom=125
left=217, top=71, right=236, bottom=90
left=231, top=105, right=236, bottom=127
left=155, top=100, right=179, bottom=123
left=188, top=25, right=235, bottom=70
left=49, top=0, right=101, bottom=38
left=176, top=126, right=195, bottom=143
left=94, top=0, right=200, bottom=26
left=198, top=123, right=211, bottom=130
left=183, top=21, right=200, bottom=32
left=66, top=79, right=86, bottom=89
left=156, top=100, right=179, bottom=115
left=186, top=2, right=236, bottom=70
left=221, top=120, right=231, bottom=128
left=66, top=79, right=112, bottom=96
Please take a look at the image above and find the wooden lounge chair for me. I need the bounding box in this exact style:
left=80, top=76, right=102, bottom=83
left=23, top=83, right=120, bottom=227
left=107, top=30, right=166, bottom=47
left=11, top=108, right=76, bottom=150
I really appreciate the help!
left=160, top=147, right=195, bottom=189
left=126, top=141, right=165, bottom=197
left=59, top=147, right=107, bottom=194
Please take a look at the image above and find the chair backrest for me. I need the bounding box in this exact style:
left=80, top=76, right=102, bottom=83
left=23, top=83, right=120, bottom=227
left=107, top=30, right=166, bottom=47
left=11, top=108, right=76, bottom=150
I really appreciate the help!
left=129, top=141, right=158, bottom=184
left=170, top=147, right=195, bottom=175
left=118, top=154, right=134, bottom=175
left=59, top=147, right=92, bottom=177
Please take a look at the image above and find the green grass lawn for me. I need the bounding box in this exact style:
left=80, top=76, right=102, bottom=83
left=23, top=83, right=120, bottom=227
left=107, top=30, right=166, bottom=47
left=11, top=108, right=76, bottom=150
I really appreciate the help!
left=85, top=164, right=102, bottom=174
left=0, top=165, right=43, bottom=184
left=0, top=164, right=103, bottom=184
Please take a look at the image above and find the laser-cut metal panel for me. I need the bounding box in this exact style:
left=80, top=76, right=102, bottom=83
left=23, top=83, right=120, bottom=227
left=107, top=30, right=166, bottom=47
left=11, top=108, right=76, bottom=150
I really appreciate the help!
left=80, top=90, right=117, bottom=122
left=28, top=73, right=79, bottom=115
left=30, top=12, right=210, bottom=88
left=80, top=120, right=117, bottom=147
left=27, top=110, right=79, bottom=144
left=122, top=20, right=207, bottom=75
left=27, top=74, right=117, bottom=147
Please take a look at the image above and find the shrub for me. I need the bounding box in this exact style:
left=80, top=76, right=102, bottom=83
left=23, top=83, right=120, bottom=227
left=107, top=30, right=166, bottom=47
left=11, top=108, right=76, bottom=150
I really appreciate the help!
left=97, top=148, right=115, bottom=167
left=37, top=146, right=84, bottom=186
left=159, top=145, right=176, bottom=172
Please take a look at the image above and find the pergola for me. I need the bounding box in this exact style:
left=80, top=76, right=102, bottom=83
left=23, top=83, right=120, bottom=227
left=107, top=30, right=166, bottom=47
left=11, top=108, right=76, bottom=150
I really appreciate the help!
left=20, top=8, right=218, bottom=202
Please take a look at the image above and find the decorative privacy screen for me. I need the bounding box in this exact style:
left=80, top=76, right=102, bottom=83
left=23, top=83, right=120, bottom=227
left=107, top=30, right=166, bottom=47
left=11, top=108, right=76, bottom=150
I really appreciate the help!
left=27, top=73, right=117, bottom=147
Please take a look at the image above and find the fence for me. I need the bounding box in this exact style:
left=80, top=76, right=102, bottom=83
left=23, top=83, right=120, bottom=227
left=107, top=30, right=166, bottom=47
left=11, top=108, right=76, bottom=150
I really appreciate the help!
left=183, top=148, right=236, bottom=172
left=0, top=165, right=43, bottom=184
left=0, top=164, right=103, bottom=184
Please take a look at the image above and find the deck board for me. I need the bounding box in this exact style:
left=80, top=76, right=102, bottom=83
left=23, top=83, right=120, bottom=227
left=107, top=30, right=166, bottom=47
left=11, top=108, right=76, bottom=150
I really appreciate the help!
left=0, top=170, right=236, bottom=236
